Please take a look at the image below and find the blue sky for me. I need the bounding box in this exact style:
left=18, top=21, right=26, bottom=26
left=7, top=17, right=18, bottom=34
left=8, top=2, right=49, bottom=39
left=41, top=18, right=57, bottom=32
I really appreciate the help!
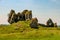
left=0, top=0, right=60, bottom=25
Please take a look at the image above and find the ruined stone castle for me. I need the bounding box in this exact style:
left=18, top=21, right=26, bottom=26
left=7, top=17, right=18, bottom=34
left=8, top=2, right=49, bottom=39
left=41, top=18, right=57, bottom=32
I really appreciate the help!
left=8, top=9, right=32, bottom=24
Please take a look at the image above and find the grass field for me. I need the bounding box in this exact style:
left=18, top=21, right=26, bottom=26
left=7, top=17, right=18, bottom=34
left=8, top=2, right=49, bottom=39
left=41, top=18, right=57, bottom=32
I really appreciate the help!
left=0, top=21, right=60, bottom=40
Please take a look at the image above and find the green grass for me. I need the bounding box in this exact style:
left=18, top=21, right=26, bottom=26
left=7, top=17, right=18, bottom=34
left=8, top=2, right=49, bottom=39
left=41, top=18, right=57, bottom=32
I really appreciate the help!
left=0, top=21, right=60, bottom=40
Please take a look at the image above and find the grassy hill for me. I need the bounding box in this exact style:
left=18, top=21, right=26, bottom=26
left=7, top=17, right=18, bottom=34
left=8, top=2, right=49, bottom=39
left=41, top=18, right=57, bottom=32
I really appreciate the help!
left=0, top=20, right=60, bottom=40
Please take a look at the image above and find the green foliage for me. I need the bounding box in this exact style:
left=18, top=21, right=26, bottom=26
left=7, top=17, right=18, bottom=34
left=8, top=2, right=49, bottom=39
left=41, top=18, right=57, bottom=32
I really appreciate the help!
left=0, top=21, right=60, bottom=40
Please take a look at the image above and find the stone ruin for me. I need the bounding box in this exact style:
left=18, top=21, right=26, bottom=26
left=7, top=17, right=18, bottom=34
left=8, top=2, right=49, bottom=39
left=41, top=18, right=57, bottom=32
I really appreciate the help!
left=30, top=18, right=39, bottom=29
left=46, top=18, right=57, bottom=27
left=46, top=18, right=54, bottom=27
left=8, top=9, right=32, bottom=24
left=8, top=9, right=57, bottom=28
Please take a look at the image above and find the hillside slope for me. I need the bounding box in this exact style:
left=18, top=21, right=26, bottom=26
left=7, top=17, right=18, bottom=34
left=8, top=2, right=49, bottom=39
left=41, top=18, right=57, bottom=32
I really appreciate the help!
left=0, top=21, right=60, bottom=40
